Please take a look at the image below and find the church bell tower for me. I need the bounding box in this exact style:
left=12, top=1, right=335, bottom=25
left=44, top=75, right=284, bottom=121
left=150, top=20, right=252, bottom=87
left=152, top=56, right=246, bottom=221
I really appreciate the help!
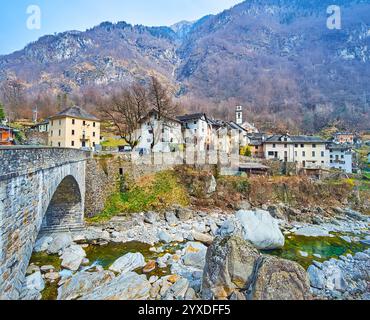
left=235, top=106, right=243, bottom=125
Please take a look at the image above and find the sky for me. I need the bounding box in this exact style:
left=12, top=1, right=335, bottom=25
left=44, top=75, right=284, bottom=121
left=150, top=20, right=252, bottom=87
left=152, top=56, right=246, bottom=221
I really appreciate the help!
left=0, top=0, right=242, bottom=55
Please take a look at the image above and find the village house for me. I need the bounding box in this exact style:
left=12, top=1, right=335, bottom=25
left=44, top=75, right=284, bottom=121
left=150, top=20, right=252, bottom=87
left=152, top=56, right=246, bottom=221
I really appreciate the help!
left=247, top=133, right=267, bottom=158
left=264, top=134, right=328, bottom=169
left=31, top=119, right=50, bottom=133
left=0, top=125, right=17, bottom=145
left=176, top=113, right=213, bottom=152
left=48, top=106, right=101, bottom=150
left=136, top=109, right=183, bottom=153
left=334, top=132, right=355, bottom=145
left=328, top=144, right=353, bottom=174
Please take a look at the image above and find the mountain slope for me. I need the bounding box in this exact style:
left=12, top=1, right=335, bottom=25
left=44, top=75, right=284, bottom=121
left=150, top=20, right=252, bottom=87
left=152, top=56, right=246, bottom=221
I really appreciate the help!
left=0, top=0, right=369, bottom=130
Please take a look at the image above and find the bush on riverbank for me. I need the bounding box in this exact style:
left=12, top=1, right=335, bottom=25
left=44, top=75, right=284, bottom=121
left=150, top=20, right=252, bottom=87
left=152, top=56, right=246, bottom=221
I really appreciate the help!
left=88, top=170, right=189, bottom=223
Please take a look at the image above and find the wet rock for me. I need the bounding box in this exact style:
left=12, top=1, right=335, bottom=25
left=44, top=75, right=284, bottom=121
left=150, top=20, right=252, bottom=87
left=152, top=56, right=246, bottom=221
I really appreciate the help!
left=249, top=256, right=311, bottom=300
left=109, top=252, right=146, bottom=274
left=143, top=260, right=156, bottom=273
left=26, top=271, right=45, bottom=292
left=294, top=226, right=330, bottom=237
left=79, top=272, right=151, bottom=300
left=202, top=236, right=260, bottom=300
left=61, top=245, right=86, bottom=271
left=57, top=271, right=115, bottom=300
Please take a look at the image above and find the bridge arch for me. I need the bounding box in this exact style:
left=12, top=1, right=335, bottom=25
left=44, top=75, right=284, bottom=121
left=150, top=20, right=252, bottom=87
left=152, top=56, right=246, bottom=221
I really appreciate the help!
left=41, top=175, right=83, bottom=232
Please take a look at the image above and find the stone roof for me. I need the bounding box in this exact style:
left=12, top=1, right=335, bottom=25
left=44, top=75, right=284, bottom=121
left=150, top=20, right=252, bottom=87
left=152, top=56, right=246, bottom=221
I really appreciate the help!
left=177, top=113, right=205, bottom=122
left=266, top=135, right=327, bottom=144
left=50, top=106, right=100, bottom=121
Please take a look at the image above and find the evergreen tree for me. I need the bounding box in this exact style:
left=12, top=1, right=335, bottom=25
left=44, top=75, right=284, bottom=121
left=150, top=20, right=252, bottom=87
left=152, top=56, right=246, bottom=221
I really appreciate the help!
left=0, top=103, right=6, bottom=122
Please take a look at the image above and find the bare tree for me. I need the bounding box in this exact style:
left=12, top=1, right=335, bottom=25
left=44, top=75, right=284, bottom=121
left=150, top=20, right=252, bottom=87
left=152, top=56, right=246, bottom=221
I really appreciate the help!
left=100, top=83, right=149, bottom=149
left=1, top=79, right=25, bottom=121
left=147, top=76, right=179, bottom=150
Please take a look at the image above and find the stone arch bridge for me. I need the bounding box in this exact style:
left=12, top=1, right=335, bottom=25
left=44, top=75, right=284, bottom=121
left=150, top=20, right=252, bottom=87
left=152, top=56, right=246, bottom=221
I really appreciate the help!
left=0, top=147, right=90, bottom=299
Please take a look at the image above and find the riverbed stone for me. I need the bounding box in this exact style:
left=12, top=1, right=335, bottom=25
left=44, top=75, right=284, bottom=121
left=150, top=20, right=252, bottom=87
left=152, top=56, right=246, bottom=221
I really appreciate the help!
left=165, top=212, right=179, bottom=226
left=192, top=231, right=214, bottom=246
left=307, top=265, right=325, bottom=289
left=144, top=212, right=158, bottom=224
left=47, top=233, right=74, bottom=254
left=202, top=236, right=260, bottom=300
left=294, top=226, right=330, bottom=237
left=34, top=236, right=53, bottom=253
left=248, top=256, right=311, bottom=300
left=61, top=245, right=86, bottom=271
left=158, top=231, right=173, bottom=243
left=79, top=272, right=151, bottom=300
left=109, top=252, right=146, bottom=274
left=57, top=271, right=115, bottom=300
left=163, top=278, right=189, bottom=300
left=25, top=271, right=45, bottom=292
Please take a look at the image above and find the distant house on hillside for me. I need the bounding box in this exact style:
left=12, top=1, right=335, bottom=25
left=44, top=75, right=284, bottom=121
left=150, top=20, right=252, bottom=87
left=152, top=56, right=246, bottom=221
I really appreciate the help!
left=31, top=119, right=49, bottom=133
left=0, top=125, right=17, bottom=146
left=328, top=144, right=353, bottom=174
left=264, top=134, right=328, bottom=169
left=334, top=132, right=355, bottom=145
left=48, top=106, right=101, bottom=150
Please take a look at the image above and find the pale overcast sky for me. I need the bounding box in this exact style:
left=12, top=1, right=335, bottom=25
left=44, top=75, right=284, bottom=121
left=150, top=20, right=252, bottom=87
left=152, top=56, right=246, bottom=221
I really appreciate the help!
left=0, top=0, right=243, bottom=55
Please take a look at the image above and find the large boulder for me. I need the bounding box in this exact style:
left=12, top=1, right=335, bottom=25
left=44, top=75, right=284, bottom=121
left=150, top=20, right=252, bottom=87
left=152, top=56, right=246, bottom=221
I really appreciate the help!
left=248, top=256, right=311, bottom=300
left=79, top=272, right=151, bottom=300
left=202, top=236, right=260, bottom=300
left=57, top=271, right=115, bottom=300
left=34, top=236, right=53, bottom=253
left=218, top=210, right=285, bottom=250
left=60, top=245, right=86, bottom=271
left=109, top=252, right=146, bottom=274
left=25, top=271, right=45, bottom=292
left=47, top=233, right=74, bottom=254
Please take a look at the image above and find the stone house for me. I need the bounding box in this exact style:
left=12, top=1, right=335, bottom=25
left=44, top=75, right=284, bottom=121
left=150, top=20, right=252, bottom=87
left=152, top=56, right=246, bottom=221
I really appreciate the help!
left=264, top=134, right=329, bottom=169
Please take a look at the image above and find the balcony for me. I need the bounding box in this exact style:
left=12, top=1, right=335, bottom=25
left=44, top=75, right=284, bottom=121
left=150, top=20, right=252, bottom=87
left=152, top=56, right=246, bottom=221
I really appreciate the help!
left=80, top=135, right=90, bottom=141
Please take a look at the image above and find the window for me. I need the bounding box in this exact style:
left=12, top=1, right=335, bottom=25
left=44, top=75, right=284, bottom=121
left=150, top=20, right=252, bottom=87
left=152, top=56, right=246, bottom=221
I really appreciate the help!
left=93, top=132, right=96, bottom=137
left=330, top=160, right=333, bottom=163
left=341, top=155, right=344, bottom=159
left=93, top=142, right=96, bottom=147
left=58, top=130, right=61, bottom=136
left=71, top=141, right=75, bottom=147
left=273, top=144, right=276, bottom=148
left=284, top=144, right=288, bottom=148
left=312, top=151, right=316, bottom=157
left=72, top=130, right=75, bottom=135
left=51, top=120, right=54, bottom=126
left=268, top=151, right=274, bottom=156
left=295, top=144, right=298, bottom=148
left=51, top=130, right=53, bottom=137
left=58, top=142, right=61, bottom=147
left=93, top=122, right=96, bottom=127
left=72, top=119, right=75, bottom=125
left=302, top=151, right=306, bottom=157
left=321, top=151, right=325, bottom=157
left=312, top=144, right=316, bottom=148
left=194, top=121, right=197, bottom=125
left=83, top=121, right=86, bottom=126
left=301, top=144, right=304, bottom=148
left=295, top=151, right=298, bottom=157
left=59, top=120, right=61, bottom=125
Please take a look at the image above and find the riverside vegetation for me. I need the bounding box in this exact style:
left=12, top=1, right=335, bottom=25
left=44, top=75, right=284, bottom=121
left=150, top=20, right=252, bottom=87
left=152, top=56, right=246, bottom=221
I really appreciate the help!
left=24, top=167, right=370, bottom=300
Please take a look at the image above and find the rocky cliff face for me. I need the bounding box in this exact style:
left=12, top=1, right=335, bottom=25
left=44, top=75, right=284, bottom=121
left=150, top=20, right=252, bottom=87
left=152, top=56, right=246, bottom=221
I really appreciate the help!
left=0, top=0, right=369, bottom=129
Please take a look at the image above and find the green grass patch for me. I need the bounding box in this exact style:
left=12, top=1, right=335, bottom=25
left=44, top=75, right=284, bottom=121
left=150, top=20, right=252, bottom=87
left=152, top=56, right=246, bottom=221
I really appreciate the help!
left=101, top=138, right=128, bottom=148
left=88, top=170, right=189, bottom=223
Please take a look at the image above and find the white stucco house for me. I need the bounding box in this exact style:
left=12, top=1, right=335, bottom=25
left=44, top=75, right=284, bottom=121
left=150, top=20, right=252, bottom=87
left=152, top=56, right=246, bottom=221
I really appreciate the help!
left=135, top=109, right=183, bottom=153
left=328, top=144, right=353, bottom=174
left=264, top=134, right=329, bottom=169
